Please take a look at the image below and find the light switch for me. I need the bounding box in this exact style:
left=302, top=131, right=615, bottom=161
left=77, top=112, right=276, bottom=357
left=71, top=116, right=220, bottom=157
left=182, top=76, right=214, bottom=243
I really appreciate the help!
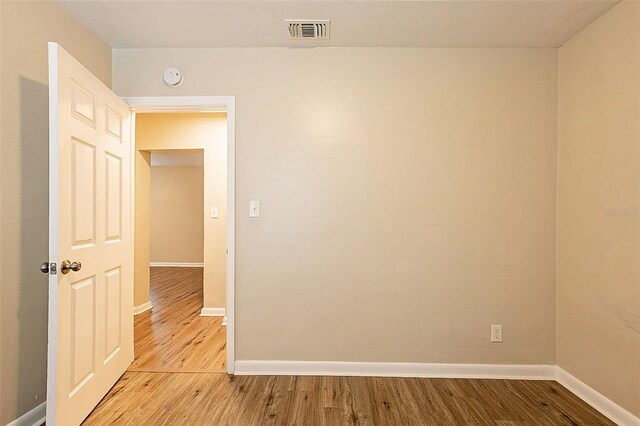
left=249, top=200, right=260, bottom=218
left=210, top=207, right=218, bottom=218
left=491, top=325, right=503, bottom=343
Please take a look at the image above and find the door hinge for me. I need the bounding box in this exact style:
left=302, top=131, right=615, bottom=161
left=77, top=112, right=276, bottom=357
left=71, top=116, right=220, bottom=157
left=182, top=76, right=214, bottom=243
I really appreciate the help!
left=40, top=262, right=57, bottom=275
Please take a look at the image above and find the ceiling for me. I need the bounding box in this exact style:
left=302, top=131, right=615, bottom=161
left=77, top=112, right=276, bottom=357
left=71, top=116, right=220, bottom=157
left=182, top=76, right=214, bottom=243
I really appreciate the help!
left=56, top=0, right=619, bottom=49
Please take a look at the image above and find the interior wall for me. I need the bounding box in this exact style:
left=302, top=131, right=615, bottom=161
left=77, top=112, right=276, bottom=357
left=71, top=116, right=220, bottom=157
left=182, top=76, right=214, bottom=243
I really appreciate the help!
left=115, top=47, right=559, bottom=365
left=150, top=165, right=205, bottom=264
left=134, top=150, right=152, bottom=307
left=0, top=0, right=112, bottom=423
left=557, top=1, right=640, bottom=418
left=0, top=2, right=4, bottom=423
left=135, top=113, right=227, bottom=310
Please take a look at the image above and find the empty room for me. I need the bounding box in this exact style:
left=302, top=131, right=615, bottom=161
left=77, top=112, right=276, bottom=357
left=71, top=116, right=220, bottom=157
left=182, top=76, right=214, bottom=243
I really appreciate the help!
left=0, top=1, right=638, bottom=425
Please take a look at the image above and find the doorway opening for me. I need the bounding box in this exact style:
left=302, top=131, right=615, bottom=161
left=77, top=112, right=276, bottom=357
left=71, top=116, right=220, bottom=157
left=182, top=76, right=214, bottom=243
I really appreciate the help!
left=130, top=111, right=230, bottom=373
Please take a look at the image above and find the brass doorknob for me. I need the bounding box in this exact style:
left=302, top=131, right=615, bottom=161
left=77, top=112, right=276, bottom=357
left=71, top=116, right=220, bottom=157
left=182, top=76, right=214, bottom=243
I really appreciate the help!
left=60, top=260, right=82, bottom=275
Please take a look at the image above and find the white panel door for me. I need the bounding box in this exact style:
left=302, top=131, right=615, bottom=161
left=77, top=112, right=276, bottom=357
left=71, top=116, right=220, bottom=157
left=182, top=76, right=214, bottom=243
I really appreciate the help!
left=47, top=42, right=133, bottom=426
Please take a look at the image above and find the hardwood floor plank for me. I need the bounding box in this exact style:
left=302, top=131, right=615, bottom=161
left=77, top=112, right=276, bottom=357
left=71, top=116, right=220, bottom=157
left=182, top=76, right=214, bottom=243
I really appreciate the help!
left=84, top=373, right=616, bottom=425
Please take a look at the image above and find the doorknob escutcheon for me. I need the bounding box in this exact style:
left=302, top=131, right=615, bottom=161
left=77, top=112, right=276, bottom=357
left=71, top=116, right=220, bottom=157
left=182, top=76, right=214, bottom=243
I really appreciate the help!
left=60, top=260, right=82, bottom=275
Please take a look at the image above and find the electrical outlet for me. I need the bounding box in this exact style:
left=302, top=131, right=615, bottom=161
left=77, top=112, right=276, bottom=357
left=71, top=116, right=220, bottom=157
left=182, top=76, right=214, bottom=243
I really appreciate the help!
left=491, top=325, right=503, bottom=343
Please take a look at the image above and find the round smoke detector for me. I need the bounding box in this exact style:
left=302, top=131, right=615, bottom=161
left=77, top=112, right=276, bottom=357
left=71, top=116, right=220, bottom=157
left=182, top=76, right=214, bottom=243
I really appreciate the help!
left=163, top=67, right=183, bottom=87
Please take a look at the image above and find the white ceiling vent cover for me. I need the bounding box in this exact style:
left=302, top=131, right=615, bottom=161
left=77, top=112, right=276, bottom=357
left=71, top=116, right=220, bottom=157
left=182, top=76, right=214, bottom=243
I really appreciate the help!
left=286, top=20, right=330, bottom=40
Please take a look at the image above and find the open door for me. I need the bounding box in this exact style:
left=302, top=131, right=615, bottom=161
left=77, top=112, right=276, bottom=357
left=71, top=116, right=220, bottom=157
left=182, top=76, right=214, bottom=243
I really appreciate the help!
left=46, top=42, right=133, bottom=425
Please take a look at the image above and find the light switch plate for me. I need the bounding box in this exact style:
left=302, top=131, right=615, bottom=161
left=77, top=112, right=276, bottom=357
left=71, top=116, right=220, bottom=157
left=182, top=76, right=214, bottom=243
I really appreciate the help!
left=210, top=207, right=218, bottom=218
left=249, top=200, right=260, bottom=218
left=491, top=325, right=503, bottom=343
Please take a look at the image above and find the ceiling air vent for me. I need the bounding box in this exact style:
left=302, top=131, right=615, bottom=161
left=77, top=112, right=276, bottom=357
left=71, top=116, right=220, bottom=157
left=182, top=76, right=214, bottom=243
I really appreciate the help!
left=286, top=20, right=330, bottom=40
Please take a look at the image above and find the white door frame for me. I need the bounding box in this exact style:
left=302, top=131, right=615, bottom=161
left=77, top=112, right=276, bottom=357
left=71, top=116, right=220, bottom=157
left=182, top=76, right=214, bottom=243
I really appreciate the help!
left=124, top=96, right=236, bottom=373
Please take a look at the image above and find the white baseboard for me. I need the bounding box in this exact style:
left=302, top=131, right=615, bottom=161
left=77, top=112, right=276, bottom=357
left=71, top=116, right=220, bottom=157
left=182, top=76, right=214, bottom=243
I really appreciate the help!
left=150, top=262, right=204, bottom=268
left=234, top=361, right=556, bottom=380
left=556, top=367, right=640, bottom=426
left=133, top=301, right=153, bottom=315
left=6, top=401, right=46, bottom=426
left=222, top=316, right=227, bottom=326
left=200, top=307, right=226, bottom=317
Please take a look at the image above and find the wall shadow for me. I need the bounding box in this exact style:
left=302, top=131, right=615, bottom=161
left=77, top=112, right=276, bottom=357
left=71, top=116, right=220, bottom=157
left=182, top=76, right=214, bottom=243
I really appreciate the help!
left=17, top=76, right=50, bottom=417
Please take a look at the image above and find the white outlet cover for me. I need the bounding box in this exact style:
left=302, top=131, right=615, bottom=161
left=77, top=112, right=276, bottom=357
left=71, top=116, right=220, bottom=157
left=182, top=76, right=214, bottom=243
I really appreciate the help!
left=163, top=67, right=183, bottom=87
left=210, top=207, right=218, bottom=218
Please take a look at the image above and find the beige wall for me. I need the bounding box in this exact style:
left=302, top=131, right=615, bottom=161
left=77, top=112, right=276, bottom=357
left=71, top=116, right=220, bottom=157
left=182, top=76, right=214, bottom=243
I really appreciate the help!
left=115, top=48, right=559, bottom=364
left=557, top=1, right=640, bottom=418
left=0, top=0, right=112, bottom=423
left=135, top=113, right=227, bottom=309
left=150, top=165, right=204, bottom=264
left=134, top=150, right=152, bottom=306
left=0, top=1, right=4, bottom=423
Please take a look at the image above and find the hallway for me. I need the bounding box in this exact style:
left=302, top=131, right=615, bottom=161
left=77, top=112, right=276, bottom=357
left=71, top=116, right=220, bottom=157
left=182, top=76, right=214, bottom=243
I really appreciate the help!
left=128, top=267, right=226, bottom=373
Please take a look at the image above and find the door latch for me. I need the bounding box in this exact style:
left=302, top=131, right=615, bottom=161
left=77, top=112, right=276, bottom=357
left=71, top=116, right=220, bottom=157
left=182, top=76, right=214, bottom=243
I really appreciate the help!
left=40, top=262, right=57, bottom=275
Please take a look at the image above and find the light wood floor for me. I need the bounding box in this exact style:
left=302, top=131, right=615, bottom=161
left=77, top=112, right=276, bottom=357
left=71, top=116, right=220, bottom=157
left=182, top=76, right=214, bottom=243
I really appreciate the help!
left=84, top=373, right=613, bottom=425
left=128, top=267, right=226, bottom=372
left=83, top=267, right=613, bottom=425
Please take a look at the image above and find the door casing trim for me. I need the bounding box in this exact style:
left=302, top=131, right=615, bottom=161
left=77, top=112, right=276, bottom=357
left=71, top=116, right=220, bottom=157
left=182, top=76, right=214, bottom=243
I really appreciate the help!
left=124, top=96, right=236, bottom=374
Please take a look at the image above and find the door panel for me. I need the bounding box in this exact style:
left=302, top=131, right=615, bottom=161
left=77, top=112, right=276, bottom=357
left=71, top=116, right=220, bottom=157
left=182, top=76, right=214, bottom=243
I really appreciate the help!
left=105, top=153, right=122, bottom=242
left=47, top=42, right=133, bottom=426
left=71, top=137, right=96, bottom=247
left=70, top=276, right=96, bottom=394
left=105, top=267, right=122, bottom=360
